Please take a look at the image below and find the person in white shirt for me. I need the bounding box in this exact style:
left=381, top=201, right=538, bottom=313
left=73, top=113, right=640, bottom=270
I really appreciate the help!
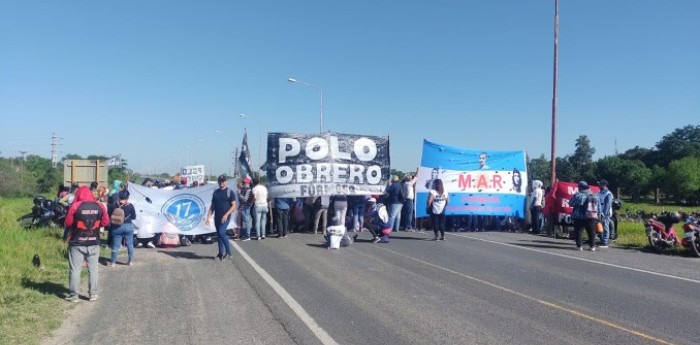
left=427, top=179, right=449, bottom=241
left=251, top=177, right=269, bottom=240
left=530, top=180, right=544, bottom=234
left=401, top=173, right=417, bottom=231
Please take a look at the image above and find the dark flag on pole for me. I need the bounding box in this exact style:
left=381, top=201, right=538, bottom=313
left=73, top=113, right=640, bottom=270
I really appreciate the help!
left=238, top=130, right=252, bottom=178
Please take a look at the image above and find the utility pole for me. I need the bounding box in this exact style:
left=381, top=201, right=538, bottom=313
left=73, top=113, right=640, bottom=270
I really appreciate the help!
left=233, top=147, right=239, bottom=178
left=19, top=151, right=27, bottom=161
left=230, top=148, right=236, bottom=177
left=550, top=0, right=560, bottom=186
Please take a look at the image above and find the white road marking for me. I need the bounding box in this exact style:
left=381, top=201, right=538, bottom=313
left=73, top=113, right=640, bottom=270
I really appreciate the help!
left=230, top=240, right=339, bottom=345
left=379, top=246, right=673, bottom=345
left=450, top=233, right=700, bottom=285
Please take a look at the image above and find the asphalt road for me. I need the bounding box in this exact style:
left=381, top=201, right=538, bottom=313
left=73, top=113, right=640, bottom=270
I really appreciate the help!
left=45, top=230, right=700, bottom=345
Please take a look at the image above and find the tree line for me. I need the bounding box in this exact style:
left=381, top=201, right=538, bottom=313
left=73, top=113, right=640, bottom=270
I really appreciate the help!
left=0, top=154, right=130, bottom=197
left=2, top=126, right=699, bottom=204
left=528, top=125, right=700, bottom=204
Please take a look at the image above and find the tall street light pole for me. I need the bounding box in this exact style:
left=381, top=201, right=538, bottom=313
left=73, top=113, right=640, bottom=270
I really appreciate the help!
left=288, top=77, right=323, bottom=133
left=550, top=0, right=560, bottom=186
left=239, top=113, right=263, bottom=174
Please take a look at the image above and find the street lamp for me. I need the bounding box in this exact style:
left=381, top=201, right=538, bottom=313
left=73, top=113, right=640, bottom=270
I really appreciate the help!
left=187, top=139, right=204, bottom=166
left=288, top=77, right=323, bottom=133
left=239, top=113, right=263, bottom=174
left=195, top=139, right=204, bottom=165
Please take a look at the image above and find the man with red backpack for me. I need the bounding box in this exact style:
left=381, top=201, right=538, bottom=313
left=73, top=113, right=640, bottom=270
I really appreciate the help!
left=64, top=186, right=110, bottom=302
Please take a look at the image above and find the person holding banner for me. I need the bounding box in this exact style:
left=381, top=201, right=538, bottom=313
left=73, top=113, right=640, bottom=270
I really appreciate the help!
left=205, top=175, right=238, bottom=260
left=401, top=174, right=417, bottom=231
left=427, top=179, right=449, bottom=241
left=238, top=177, right=254, bottom=241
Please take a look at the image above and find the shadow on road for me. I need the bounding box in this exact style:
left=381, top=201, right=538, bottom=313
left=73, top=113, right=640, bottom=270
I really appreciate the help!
left=519, top=239, right=568, bottom=245
left=390, top=236, right=436, bottom=241
left=612, top=243, right=696, bottom=258
left=305, top=243, right=328, bottom=249
left=514, top=243, right=574, bottom=250
left=159, top=251, right=217, bottom=260
left=22, top=277, right=69, bottom=298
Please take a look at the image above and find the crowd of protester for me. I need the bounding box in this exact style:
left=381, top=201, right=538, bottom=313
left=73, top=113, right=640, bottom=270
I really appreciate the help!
left=59, top=170, right=700, bottom=302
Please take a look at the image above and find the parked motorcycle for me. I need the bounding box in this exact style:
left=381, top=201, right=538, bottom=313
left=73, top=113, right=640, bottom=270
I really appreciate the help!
left=682, top=216, right=700, bottom=257
left=644, top=212, right=699, bottom=256
left=18, top=197, right=67, bottom=229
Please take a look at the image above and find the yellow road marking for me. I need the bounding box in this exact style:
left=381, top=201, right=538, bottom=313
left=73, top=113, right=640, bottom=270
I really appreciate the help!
left=378, top=246, right=673, bottom=345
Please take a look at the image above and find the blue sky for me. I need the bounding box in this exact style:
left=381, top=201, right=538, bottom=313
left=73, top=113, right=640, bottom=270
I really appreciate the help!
left=1, top=1, right=698, bottom=176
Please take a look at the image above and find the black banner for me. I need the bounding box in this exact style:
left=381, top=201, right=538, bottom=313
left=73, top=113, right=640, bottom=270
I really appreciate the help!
left=238, top=131, right=252, bottom=179
left=266, top=132, right=390, bottom=197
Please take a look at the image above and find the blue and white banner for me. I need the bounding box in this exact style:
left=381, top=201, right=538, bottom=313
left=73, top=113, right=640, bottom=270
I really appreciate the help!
left=415, top=140, right=528, bottom=218
left=128, top=183, right=234, bottom=236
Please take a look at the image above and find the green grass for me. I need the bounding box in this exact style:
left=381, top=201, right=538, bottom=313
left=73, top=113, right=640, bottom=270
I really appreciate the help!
left=619, top=200, right=700, bottom=217
left=613, top=221, right=648, bottom=248
left=0, top=197, right=70, bottom=345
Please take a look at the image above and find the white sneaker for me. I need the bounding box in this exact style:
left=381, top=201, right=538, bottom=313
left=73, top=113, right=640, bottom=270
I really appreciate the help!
left=136, top=242, right=144, bottom=248
left=589, top=247, right=596, bottom=251
left=147, top=242, right=156, bottom=248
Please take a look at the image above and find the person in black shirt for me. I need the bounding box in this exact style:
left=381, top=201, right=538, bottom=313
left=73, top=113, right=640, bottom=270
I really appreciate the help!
left=205, top=175, right=238, bottom=260
left=108, top=190, right=137, bottom=267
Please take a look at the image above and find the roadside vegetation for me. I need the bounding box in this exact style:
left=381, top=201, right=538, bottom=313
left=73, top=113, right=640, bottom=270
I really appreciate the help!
left=0, top=198, right=68, bottom=345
